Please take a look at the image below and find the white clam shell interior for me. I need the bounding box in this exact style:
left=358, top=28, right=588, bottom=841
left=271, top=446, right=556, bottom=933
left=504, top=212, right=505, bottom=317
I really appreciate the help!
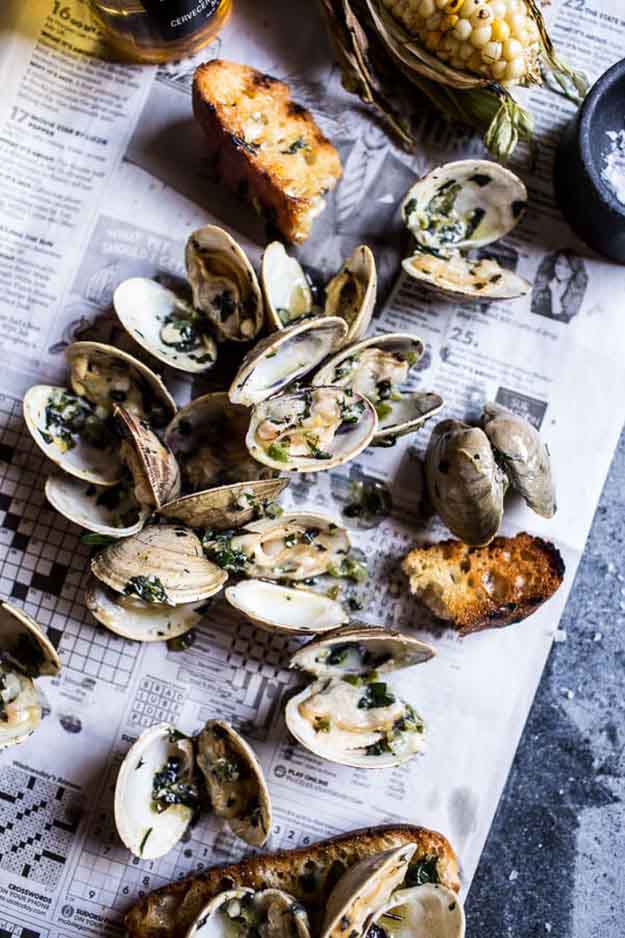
left=225, top=580, right=348, bottom=634
left=0, top=673, right=42, bottom=750
left=85, top=578, right=206, bottom=643
left=372, top=885, right=465, bottom=938
left=0, top=600, right=61, bottom=677
left=187, top=888, right=310, bottom=938
left=45, top=474, right=147, bottom=537
left=261, top=241, right=315, bottom=330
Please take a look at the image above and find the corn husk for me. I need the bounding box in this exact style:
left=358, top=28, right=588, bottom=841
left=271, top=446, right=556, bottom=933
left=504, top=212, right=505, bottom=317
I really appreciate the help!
left=319, top=0, right=587, bottom=160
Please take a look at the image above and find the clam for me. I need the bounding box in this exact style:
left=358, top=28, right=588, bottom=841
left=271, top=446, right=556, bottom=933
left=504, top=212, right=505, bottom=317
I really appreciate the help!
left=91, top=526, right=227, bottom=606
left=165, top=392, right=277, bottom=491
left=285, top=626, right=435, bottom=768
left=66, top=341, right=176, bottom=426
left=225, top=581, right=349, bottom=634
left=229, top=317, right=347, bottom=408
left=313, top=334, right=443, bottom=442
left=196, top=720, right=272, bottom=846
left=187, top=888, right=311, bottom=938
left=114, top=723, right=198, bottom=858
left=322, top=845, right=417, bottom=938
left=115, top=405, right=181, bottom=510
left=85, top=577, right=207, bottom=643
left=482, top=402, right=556, bottom=519
left=246, top=387, right=377, bottom=473
left=425, top=419, right=508, bottom=546
left=370, top=884, right=465, bottom=938
left=44, top=473, right=147, bottom=537
left=401, top=160, right=530, bottom=300
left=113, top=277, right=218, bottom=374
left=204, top=514, right=351, bottom=581
left=23, top=385, right=123, bottom=487
left=185, top=225, right=263, bottom=343
left=159, top=479, right=288, bottom=531
left=0, top=601, right=61, bottom=749
left=261, top=242, right=376, bottom=345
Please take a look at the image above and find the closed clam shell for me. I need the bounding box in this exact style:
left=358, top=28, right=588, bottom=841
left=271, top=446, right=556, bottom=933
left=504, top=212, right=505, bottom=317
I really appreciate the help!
left=113, top=277, right=218, bottom=374
left=114, top=723, right=196, bottom=858
left=246, top=387, right=377, bottom=473
left=66, top=341, right=176, bottom=426
left=44, top=474, right=147, bottom=537
left=402, top=252, right=530, bottom=302
left=425, top=419, right=507, bottom=546
left=313, top=333, right=443, bottom=441
left=85, top=577, right=206, bottom=643
left=185, top=225, right=263, bottom=343
left=187, top=888, right=311, bottom=938
left=225, top=581, right=349, bottom=634
left=482, top=402, right=556, bottom=518
left=115, top=405, right=181, bottom=510
left=158, top=478, right=288, bottom=531
left=23, top=385, right=123, bottom=487
left=261, top=241, right=316, bottom=331
left=229, top=317, right=348, bottom=408
left=372, top=885, right=465, bottom=938
left=196, top=720, right=272, bottom=847
left=165, top=392, right=275, bottom=491
left=321, top=845, right=417, bottom=938
left=401, top=160, right=528, bottom=255
left=91, top=526, right=227, bottom=605
left=324, top=245, right=377, bottom=345
left=211, top=513, right=351, bottom=581
left=290, top=625, right=435, bottom=677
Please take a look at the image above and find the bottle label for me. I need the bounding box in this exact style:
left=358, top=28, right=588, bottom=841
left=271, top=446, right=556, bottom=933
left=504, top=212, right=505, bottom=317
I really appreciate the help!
left=140, top=0, right=222, bottom=41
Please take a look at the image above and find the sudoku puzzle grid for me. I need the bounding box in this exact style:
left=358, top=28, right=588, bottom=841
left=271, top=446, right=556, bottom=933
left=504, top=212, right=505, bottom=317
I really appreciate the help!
left=0, top=394, right=141, bottom=688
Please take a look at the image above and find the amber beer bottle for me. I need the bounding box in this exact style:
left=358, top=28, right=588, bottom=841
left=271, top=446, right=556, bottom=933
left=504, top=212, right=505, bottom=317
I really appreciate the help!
left=89, top=0, right=232, bottom=63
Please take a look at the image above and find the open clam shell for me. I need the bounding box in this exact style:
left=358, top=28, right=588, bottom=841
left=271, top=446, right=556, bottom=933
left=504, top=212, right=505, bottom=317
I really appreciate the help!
left=85, top=577, right=206, bottom=643
left=165, top=392, right=275, bottom=491
left=425, top=420, right=508, bottom=546
left=286, top=626, right=434, bottom=769
left=402, top=252, right=530, bottom=302
left=196, top=720, right=272, bottom=847
left=113, top=277, right=218, bottom=374
left=261, top=241, right=317, bottom=330
left=158, top=479, right=288, bottom=531
left=229, top=317, right=347, bottom=408
left=185, top=225, right=263, bottom=343
left=115, top=405, right=181, bottom=510
left=0, top=602, right=61, bottom=750
left=23, top=385, right=123, bottom=487
left=114, top=723, right=197, bottom=858
left=225, top=581, right=349, bottom=635
left=91, top=526, right=227, bottom=606
left=371, top=885, right=465, bottom=938
left=205, top=513, right=351, bottom=581
left=187, top=888, right=311, bottom=938
left=482, top=402, right=556, bottom=519
left=324, top=245, right=377, bottom=345
left=401, top=160, right=528, bottom=256
left=246, top=387, right=377, bottom=473
left=66, top=341, right=176, bottom=427
left=321, top=845, right=417, bottom=938
left=44, top=474, right=147, bottom=537
left=313, top=334, right=443, bottom=441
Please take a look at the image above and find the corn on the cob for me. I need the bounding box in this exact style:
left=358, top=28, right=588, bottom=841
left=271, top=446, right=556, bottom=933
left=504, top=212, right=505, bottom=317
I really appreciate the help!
left=381, top=0, right=542, bottom=84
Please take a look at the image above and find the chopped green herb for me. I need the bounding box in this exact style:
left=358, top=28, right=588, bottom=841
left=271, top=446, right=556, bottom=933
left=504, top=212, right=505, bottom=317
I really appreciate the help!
left=81, top=533, right=117, bottom=546
left=313, top=716, right=331, bottom=733
left=405, top=856, right=440, bottom=886
left=139, top=827, right=153, bottom=855
left=358, top=682, right=395, bottom=710
left=124, top=575, right=170, bottom=605
left=152, top=756, right=199, bottom=814
left=267, top=442, right=290, bottom=463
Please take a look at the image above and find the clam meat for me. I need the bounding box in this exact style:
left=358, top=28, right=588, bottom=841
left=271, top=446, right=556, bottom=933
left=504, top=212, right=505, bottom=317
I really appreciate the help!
left=369, top=884, right=465, bottom=938
left=187, top=888, right=311, bottom=938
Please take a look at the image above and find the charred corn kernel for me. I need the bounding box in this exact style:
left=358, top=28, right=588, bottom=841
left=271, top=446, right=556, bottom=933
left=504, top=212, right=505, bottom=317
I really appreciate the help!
left=381, top=0, right=540, bottom=85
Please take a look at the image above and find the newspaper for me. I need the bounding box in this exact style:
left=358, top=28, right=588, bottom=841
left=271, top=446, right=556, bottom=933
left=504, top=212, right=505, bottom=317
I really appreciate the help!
left=0, top=0, right=624, bottom=934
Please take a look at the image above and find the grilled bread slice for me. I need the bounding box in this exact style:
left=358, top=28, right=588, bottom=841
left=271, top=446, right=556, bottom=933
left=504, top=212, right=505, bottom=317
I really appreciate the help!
left=402, top=532, right=565, bottom=636
left=193, top=60, right=342, bottom=244
left=125, top=823, right=459, bottom=937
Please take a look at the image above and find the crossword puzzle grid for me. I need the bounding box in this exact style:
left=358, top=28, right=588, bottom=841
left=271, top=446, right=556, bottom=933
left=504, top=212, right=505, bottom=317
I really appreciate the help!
left=0, top=395, right=140, bottom=688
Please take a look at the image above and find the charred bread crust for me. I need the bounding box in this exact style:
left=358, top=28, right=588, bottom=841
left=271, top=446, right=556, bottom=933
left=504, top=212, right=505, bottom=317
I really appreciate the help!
left=192, top=60, right=342, bottom=244
left=402, top=532, right=565, bottom=636
left=125, top=823, right=460, bottom=937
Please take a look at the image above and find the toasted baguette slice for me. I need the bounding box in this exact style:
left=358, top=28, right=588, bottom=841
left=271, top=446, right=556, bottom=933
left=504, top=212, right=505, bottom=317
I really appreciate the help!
left=402, top=532, right=565, bottom=636
left=193, top=60, right=342, bottom=244
left=125, top=824, right=459, bottom=937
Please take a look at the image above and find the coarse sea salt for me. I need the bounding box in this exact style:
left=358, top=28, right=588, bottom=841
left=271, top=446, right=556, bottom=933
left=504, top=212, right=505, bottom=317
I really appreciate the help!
left=601, top=130, right=625, bottom=204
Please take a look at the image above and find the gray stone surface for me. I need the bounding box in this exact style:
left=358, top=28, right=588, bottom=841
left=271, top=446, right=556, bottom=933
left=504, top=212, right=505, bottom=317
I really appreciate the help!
left=466, top=427, right=625, bottom=935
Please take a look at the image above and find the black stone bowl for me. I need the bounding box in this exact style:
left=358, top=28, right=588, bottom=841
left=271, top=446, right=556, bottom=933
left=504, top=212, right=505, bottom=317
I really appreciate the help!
left=555, top=57, right=625, bottom=263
